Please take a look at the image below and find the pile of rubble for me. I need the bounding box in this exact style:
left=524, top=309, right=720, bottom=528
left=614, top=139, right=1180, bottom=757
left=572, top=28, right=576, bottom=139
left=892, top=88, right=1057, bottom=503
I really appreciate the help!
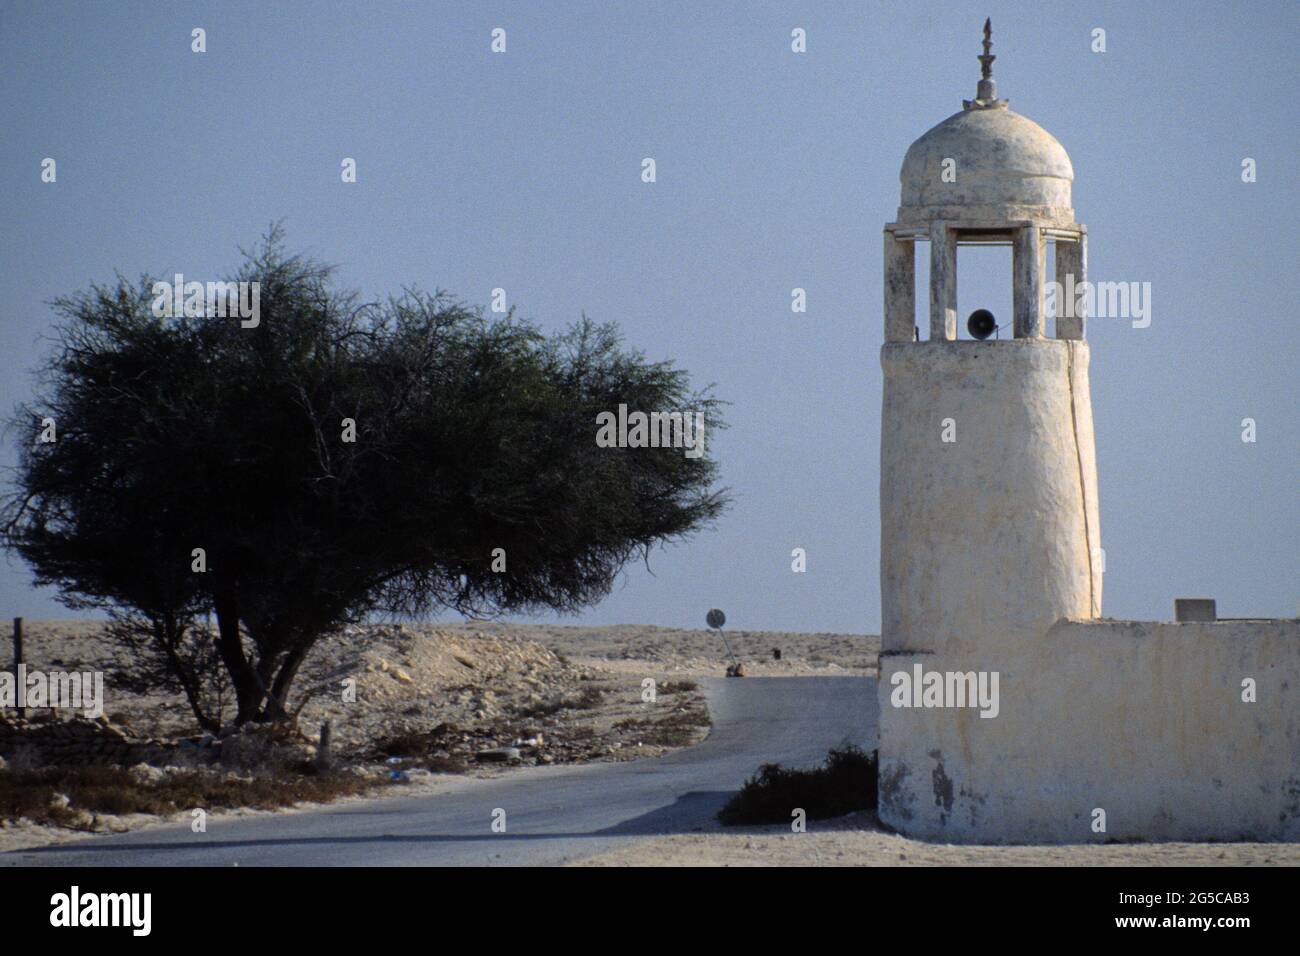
left=0, top=713, right=177, bottom=767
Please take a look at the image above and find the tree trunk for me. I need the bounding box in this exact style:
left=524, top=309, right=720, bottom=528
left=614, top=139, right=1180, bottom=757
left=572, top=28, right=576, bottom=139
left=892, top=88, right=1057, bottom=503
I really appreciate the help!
left=212, top=584, right=263, bottom=725
left=156, top=613, right=221, bottom=735
left=267, top=640, right=312, bottom=720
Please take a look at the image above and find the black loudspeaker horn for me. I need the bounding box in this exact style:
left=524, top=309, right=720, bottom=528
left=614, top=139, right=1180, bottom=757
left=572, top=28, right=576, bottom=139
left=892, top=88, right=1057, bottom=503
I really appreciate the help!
left=967, top=309, right=997, bottom=339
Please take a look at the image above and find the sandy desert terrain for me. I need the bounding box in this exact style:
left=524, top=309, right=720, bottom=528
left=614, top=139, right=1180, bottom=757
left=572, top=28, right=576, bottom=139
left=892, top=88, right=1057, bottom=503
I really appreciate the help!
left=2, top=618, right=875, bottom=751
left=0, top=618, right=871, bottom=851
left=4, top=620, right=1296, bottom=865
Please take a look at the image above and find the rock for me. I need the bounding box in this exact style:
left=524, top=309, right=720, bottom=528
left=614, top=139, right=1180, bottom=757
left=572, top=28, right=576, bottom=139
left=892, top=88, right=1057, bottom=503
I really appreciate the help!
left=726, top=662, right=748, bottom=678
left=393, top=668, right=413, bottom=684
left=128, top=764, right=165, bottom=785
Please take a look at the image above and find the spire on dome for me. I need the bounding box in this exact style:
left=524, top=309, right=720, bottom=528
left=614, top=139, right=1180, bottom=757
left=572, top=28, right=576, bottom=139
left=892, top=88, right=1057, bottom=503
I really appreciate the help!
left=979, top=18, right=995, bottom=79
left=964, top=18, right=1008, bottom=110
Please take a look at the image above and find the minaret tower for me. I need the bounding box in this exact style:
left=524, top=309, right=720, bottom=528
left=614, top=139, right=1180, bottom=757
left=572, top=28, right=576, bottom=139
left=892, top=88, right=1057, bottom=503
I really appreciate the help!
left=878, top=22, right=1103, bottom=835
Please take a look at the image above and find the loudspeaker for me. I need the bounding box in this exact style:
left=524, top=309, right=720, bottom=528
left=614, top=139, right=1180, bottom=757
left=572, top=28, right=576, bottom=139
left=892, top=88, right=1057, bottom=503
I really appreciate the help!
left=967, top=309, right=997, bottom=339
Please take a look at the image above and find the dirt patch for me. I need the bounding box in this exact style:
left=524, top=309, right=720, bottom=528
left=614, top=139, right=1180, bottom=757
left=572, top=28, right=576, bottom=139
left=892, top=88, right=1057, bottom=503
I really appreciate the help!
left=572, top=814, right=1300, bottom=867
left=0, top=763, right=376, bottom=831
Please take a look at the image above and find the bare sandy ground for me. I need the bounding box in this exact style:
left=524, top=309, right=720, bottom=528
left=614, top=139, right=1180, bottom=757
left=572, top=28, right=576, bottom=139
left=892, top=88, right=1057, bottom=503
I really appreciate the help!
left=572, top=814, right=1300, bottom=867
left=443, top=620, right=879, bottom=677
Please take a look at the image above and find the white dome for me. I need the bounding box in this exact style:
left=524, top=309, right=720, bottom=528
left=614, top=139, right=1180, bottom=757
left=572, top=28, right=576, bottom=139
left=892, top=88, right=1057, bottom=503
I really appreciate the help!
left=897, top=106, right=1074, bottom=226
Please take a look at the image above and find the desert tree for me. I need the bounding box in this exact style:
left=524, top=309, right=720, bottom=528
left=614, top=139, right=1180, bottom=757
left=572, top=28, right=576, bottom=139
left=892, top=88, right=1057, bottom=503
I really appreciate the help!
left=2, top=228, right=728, bottom=726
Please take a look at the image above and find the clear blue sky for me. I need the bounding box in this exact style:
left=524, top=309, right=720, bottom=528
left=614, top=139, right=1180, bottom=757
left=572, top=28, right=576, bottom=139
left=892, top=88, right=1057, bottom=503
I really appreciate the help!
left=1, top=1, right=1296, bottom=633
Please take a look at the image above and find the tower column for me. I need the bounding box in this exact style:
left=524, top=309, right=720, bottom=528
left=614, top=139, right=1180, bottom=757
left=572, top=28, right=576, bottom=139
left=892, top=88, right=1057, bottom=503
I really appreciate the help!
left=928, top=222, right=957, bottom=341
left=1013, top=223, right=1044, bottom=338
left=884, top=230, right=915, bottom=343
left=1055, top=231, right=1087, bottom=340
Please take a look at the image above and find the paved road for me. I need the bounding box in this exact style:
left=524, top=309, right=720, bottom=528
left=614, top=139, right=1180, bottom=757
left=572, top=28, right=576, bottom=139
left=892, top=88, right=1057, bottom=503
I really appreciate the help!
left=3, top=676, right=876, bottom=867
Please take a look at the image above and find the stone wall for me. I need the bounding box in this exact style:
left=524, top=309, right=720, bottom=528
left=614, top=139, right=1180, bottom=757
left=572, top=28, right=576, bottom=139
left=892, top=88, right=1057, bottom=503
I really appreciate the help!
left=0, top=714, right=180, bottom=767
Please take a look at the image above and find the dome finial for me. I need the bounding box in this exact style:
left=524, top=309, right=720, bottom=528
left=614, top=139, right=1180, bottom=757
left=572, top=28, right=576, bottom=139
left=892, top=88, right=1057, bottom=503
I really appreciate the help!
left=964, top=18, right=1008, bottom=110
left=979, top=18, right=995, bottom=79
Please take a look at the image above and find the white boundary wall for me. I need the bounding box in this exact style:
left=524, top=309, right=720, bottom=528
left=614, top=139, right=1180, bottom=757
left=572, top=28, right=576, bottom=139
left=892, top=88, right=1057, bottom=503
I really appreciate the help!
left=877, top=618, right=1300, bottom=843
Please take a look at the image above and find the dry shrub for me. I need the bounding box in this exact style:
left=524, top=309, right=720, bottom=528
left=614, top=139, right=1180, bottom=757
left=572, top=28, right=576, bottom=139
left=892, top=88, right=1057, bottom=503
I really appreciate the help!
left=0, top=765, right=374, bottom=829
left=718, top=745, right=878, bottom=826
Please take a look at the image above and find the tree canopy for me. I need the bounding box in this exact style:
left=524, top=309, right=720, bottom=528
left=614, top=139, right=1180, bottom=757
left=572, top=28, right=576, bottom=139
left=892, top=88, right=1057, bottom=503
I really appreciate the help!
left=2, top=230, right=728, bottom=727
